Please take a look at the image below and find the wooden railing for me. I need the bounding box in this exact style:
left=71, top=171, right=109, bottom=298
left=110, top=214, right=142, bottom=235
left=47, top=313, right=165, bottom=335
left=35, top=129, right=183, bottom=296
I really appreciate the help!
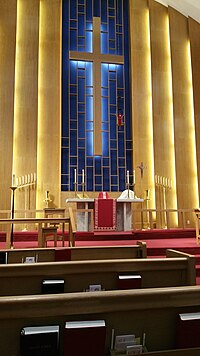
left=0, top=207, right=197, bottom=238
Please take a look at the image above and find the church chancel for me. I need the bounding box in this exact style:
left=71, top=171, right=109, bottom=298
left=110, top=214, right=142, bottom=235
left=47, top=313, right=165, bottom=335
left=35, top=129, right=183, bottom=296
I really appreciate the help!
left=66, top=188, right=143, bottom=232
left=66, top=196, right=143, bottom=232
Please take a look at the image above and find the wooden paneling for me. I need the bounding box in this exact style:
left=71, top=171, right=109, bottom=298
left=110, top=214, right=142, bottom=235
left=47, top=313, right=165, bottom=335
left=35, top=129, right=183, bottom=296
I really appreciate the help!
left=0, top=0, right=17, bottom=211
left=189, top=17, right=200, bottom=204
left=129, top=0, right=155, bottom=207
left=149, top=0, right=177, bottom=226
left=13, top=0, right=39, bottom=212
left=169, top=7, right=199, bottom=216
left=37, top=0, right=61, bottom=209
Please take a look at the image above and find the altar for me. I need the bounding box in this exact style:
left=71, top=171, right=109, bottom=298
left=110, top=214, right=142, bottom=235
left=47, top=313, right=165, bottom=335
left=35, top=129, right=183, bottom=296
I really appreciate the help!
left=66, top=197, right=143, bottom=232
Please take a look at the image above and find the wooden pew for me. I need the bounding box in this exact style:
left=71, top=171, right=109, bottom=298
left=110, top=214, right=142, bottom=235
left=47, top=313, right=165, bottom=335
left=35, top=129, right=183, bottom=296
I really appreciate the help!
left=0, top=249, right=195, bottom=296
left=1, top=286, right=200, bottom=355
left=0, top=241, right=147, bottom=263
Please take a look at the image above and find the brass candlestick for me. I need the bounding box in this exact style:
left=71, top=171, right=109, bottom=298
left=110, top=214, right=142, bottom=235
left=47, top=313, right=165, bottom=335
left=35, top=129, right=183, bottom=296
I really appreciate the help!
left=74, top=182, right=78, bottom=197
left=43, top=190, right=52, bottom=208
left=10, top=186, right=17, bottom=248
left=81, top=182, right=85, bottom=198
left=126, top=182, right=130, bottom=198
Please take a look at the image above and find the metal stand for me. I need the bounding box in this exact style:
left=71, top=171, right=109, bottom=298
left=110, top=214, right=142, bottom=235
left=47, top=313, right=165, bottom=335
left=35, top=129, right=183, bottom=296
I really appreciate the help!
left=10, top=186, right=17, bottom=248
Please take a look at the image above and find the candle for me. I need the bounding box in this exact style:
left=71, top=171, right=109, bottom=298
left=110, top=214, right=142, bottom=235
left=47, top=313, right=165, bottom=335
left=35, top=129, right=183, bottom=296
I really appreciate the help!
left=22, top=176, right=25, bottom=185
left=127, top=170, right=129, bottom=184
left=34, top=172, right=37, bottom=182
left=28, top=174, right=30, bottom=183
left=82, top=169, right=84, bottom=184
left=133, top=170, right=135, bottom=185
left=74, top=169, right=77, bottom=183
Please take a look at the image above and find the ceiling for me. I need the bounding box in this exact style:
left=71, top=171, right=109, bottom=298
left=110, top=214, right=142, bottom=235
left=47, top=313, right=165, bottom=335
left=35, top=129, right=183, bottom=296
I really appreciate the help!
left=155, top=0, right=200, bottom=23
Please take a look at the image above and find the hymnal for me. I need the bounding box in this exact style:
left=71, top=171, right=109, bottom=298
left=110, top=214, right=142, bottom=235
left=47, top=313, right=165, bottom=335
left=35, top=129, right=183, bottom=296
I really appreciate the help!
left=41, top=279, right=65, bottom=294
left=176, top=312, right=200, bottom=348
left=20, top=325, right=59, bottom=356
left=54, top=248, right=71, bottom=261
left=0, top=252, right=7, bottom=264
left=64, top=319, right=106, bottom=356
left=117, top=275, right=142, bottom=290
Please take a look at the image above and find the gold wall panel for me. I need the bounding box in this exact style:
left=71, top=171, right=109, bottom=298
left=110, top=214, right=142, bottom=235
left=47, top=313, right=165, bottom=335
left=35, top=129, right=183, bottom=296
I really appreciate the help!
left=37, top=0, right=61, bottom=209
left=149, top=0, right=177, bottom=226
left=129, top=0, right=155, bottom=208
left=189, top=18, right=200, bottom=204
left=13, top=0, right=39, bottom=212
left=0, top=0, right=17, bottom=211
left=169, top=7, right=199, bottom=212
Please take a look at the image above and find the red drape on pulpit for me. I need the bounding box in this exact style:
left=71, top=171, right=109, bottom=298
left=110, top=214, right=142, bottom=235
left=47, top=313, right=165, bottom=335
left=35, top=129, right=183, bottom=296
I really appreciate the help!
left=94, top=192, right=116, bottom=231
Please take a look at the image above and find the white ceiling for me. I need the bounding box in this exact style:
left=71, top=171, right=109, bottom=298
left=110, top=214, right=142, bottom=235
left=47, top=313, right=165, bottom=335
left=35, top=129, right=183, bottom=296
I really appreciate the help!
left=155, top=0, right=200, bottom=23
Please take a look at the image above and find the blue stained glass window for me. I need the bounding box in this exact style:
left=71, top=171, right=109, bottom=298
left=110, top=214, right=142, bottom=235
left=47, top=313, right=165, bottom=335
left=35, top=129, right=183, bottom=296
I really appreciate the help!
left=62, top=0, right=132, bottom=192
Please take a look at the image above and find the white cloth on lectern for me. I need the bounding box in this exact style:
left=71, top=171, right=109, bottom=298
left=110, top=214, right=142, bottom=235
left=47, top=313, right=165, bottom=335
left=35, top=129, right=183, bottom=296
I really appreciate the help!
left=118, top=189, right=136, bottom=199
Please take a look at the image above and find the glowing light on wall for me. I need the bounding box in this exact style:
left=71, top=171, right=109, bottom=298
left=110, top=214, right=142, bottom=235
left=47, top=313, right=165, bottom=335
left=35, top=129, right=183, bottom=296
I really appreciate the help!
left=187, top=40, right=199, bottom=206
left=13, top=0, right=23, bottom=170
left=165, top=13, right=178, bottom=224
left=146, top=7, right=155, bottom=208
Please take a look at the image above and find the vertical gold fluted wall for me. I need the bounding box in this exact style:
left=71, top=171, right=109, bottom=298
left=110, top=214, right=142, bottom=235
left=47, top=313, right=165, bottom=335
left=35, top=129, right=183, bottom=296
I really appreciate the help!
left=149, top=0, right=177, bottom=226
left=189, top=18, right=200, bottom=204
left=169, top=7, right=199, bottom=222
left=129, top=0, right=155, bottom=210
left=0, top=0, right=200, bottom=225
left=37, top=0, right=61, bottom=209
left=0, top=0, right=17, bottom=211
left=13, top=0, right=39, bottom=211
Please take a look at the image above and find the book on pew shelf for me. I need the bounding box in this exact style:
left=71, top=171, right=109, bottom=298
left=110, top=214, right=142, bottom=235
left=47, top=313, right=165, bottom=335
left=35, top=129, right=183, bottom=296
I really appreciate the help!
left=114, top=334, right=136, bottom=352
left=176, top=312, right=200, bottom=348
left=54, top=248, right=71, bottom=261
left=41, top=279, right=65, bottom=294
left=64, top=319, right=106, bottom=356
left=0, top=251, right=7, bottom=264
left=20, top=325, right=59, bottom=356
left=117, top=275, right=142, bottom=290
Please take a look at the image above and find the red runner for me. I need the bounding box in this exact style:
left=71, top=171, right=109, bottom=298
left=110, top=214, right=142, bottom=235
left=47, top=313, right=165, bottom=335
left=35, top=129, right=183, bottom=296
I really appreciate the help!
left=94, top=193, right=116, bottom=231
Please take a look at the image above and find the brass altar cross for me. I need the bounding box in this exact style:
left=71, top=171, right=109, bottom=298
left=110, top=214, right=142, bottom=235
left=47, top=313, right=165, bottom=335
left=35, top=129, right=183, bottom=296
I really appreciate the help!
left=69, top=17, right=124, bottom=156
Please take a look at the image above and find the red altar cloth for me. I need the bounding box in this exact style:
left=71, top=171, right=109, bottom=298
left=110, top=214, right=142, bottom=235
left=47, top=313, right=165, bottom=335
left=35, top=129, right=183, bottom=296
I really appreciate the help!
left=94, top=192, right=116, bottom=231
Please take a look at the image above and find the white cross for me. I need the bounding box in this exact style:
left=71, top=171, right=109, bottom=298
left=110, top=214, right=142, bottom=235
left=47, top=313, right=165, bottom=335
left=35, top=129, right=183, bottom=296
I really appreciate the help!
left=69, top=17, right=124, bottom=156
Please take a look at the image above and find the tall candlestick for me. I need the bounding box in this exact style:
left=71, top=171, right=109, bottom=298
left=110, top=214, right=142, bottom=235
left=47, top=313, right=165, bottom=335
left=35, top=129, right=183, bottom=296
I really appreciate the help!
left=127, top=170, right=129, bottom=184
left=82, top=169, right=85, bottom=184
left=74, top=169, right=77, bottom=183
left=12, top=173, right=15, bottom=186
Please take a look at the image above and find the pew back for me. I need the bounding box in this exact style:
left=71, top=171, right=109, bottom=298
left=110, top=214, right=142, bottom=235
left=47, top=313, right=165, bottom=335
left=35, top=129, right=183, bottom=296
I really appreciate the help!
left=0, top=286, right=200, bottom=355
left=0, top=249, right=195, bottom=296
left=0, top=241, right=147, bottom=263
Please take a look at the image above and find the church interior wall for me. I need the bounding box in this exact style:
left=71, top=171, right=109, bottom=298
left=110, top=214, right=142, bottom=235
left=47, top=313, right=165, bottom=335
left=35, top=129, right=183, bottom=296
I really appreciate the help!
left=0, top=0, right=200, bottom=228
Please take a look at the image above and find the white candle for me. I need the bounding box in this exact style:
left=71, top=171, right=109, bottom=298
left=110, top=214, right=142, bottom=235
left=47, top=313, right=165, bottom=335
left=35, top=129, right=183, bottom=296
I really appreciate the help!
left=127, top=170, right=129, bottom=184
left=133, top=170, right=135, bottom=185
left=22, top=176, right=25, bottom=185
left=28, top=174, right=30, bottom=183
left=74, top=169, right=77, bottom=183
left=34, top=172, right=37, bottom=182
left=82, top=169, right=84, bottom=184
